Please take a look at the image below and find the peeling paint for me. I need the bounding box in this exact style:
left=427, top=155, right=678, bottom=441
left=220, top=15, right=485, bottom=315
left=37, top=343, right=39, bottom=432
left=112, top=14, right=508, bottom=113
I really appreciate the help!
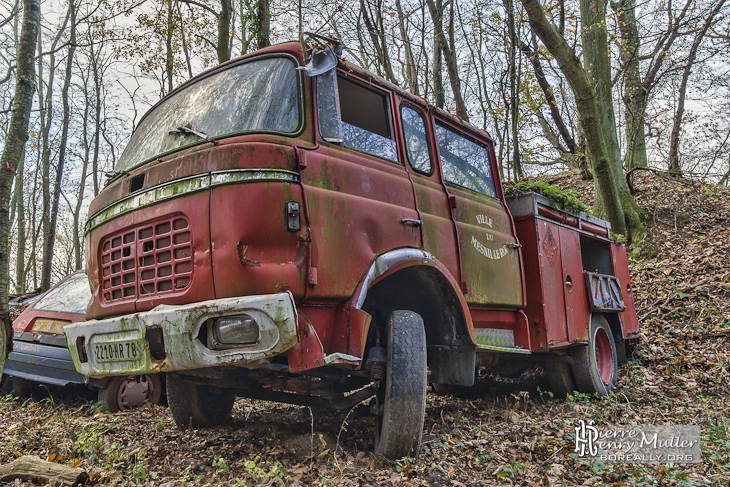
left=237, top=242, right=262, bottom=268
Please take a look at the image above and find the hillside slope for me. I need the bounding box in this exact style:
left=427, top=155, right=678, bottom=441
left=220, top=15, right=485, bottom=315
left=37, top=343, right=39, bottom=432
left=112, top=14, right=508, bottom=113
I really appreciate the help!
left=1, top=171, right=728, bottom=486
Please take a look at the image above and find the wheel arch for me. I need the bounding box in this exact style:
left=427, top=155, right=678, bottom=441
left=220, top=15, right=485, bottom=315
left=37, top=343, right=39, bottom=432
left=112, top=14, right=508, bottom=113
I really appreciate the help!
left=353, top=249, right=476, bottom=386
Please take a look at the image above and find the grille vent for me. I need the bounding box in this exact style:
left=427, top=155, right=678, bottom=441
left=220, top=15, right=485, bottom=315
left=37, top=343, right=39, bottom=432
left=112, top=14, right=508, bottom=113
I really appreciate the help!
left=101, top=216, right=192, bottom=302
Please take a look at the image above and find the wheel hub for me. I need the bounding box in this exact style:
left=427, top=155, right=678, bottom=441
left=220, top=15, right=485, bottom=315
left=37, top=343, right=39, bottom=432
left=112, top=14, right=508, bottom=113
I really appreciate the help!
left=594, top=328, right=614, bottom=385
left=118, top=378, right=150, bottom=410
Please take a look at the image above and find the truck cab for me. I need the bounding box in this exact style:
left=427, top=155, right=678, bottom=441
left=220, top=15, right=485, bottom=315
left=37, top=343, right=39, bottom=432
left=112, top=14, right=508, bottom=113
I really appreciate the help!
left=64, top=38, right=638, bottom=459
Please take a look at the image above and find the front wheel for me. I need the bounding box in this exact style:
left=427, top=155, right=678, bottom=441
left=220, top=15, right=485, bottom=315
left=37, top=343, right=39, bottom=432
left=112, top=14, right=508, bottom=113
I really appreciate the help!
left=374, top=310, right=427, bottom=459
left=167, top=374, right=236, bottom=427
left=571, top=315, right=618, bottom=396
left=98, top=374, right=162, bottom=413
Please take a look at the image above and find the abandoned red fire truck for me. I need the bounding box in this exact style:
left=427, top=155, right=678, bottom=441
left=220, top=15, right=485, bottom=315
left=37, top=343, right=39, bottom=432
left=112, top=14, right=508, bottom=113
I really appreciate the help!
left=64, top=36, right=638, bottom=459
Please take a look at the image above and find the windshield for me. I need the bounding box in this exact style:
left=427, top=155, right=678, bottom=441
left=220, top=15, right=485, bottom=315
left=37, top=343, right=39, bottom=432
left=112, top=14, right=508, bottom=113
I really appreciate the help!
left=34, top=272, right=92, bottom=315
left=116, top=56, right=301, bottom=172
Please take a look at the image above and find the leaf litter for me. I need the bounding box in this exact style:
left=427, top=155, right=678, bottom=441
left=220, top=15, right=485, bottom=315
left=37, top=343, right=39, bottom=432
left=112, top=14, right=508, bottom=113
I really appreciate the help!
left=1, top=171, right=729, bottom=486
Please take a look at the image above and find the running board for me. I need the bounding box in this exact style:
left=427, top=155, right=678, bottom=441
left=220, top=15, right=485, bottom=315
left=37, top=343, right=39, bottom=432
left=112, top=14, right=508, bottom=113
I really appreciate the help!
left=474, top=328, right=531, bottom=354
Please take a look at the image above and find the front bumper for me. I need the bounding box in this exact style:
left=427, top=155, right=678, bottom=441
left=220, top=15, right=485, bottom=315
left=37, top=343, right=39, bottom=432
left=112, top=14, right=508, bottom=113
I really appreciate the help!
left=64, top=292, right=298, bottom=378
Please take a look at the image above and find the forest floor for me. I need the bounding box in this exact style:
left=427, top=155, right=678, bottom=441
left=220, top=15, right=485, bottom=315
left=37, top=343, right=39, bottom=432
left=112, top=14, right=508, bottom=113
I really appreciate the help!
left=1, top=170, right=729, bottom=486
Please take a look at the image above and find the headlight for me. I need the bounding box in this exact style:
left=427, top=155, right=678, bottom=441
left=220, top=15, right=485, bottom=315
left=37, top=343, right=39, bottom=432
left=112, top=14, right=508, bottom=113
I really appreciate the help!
left=208, top=314, right=260, bottom=349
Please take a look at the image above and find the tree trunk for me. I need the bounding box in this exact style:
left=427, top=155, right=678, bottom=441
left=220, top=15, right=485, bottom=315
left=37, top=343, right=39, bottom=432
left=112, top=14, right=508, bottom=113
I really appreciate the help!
left=504, top=0, right=521, bottom=179
left=256, top=0, right=268, bottom=50
left=0, top=456, right=88, bottom=486
left=13, top=148, right=26, bottom=293
left=0, top=0, right=40, bottom=371
left=41, top=0, right=76, bottom=292
left=90, top=39, right=102, bottom=196
left=218, top=0, right=232, bottom=60
left=580, top=0, right=645, bottom=238
left=520, top=0, right=629, bottom=235
left=360, top=0, right=394, bottom=81
left=74, top=73, right=91, bottom=271
left=614, top=0, right=647, bottom=172
left=176, top=1, right=194, bottom=78
left=426, top=0, right=468, bottom=120
left=395, top=0, right=419, bottom=95
left=432, top=0, right=444, bottom=109
left=667, top=0, right=726, bottom=175
left=165, top=0, right=174, bottom=93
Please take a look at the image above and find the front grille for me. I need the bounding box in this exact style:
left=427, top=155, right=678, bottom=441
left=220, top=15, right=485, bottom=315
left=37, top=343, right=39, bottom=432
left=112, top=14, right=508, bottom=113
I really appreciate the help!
left=101, top=216, right=192, bottom=302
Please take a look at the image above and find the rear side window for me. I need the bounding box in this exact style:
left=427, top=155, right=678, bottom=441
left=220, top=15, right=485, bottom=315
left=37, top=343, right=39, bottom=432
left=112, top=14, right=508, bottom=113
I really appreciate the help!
left=435, top=122, right=497, bottom=198
left=337, top=77, right=398, bottom=162
left=401, top=105, right=432, bottom=174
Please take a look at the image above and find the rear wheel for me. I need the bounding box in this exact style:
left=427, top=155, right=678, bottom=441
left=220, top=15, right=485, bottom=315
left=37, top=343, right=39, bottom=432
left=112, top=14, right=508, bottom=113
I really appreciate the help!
left=167, top=374, right=236, bottom=427
left=98, top=374, right=162, bottom=413
left=374, top=310, right=427, bottom=459
left=543, top=360, right=577, bottom=398
left=571, top=315, right=618, bottom=396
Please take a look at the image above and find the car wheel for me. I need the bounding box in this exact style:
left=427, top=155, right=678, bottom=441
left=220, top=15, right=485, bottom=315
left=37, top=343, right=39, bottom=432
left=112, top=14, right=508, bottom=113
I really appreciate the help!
left=571, top=314, right=618, bottom=396
left=98, top=374, right=162, bottom=413
left=374, top=310, right=427, bottom=459
left=167, top=374, right=236, bottom=427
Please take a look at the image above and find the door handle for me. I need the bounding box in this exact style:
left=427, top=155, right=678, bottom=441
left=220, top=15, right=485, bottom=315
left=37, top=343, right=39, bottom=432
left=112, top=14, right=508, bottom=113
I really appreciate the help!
left=507, top=242, right=522, bottom=249
left=401, top=218, right=423, bottom=227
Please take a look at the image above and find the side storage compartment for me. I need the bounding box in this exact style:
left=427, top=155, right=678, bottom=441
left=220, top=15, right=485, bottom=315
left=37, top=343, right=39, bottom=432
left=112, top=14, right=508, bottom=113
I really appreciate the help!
left=506, top=192, right=615, bottom=350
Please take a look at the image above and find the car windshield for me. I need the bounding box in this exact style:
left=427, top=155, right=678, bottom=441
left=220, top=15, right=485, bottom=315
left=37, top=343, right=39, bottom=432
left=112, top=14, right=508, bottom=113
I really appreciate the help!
left=34, top=273, right=92, bottom=315
left=116, top=56, right=301, bottom=172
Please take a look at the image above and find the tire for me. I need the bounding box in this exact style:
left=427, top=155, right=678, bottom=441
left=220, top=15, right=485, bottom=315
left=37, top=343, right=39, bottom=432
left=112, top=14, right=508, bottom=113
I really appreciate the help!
left=1, top=375, right=13, bottom=396
left=2, top=376, right=31, bottom=399
left=374, top=310, right=427, bottom=459
left=543, top=360, right=577, bottom=398
left=98, top=374, right=163, bottom=413
left=571, top=314, right=618, bottom=396
left=167, top=374, right=236, bottom=427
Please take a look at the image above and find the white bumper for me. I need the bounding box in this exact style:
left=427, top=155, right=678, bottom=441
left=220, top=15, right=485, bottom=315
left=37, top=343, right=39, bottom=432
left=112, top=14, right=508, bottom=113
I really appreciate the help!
left=64, top=292, right=298, bottom=378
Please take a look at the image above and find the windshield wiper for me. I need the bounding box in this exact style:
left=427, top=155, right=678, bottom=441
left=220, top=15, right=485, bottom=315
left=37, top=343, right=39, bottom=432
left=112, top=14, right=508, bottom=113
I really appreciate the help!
left=104, top=169, right=130, bottom=184
left=168, top=124, right=218, bottom=145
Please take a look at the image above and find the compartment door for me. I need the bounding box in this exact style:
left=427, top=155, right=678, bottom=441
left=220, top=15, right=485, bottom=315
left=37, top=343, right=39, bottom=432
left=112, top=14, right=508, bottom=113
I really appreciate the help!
left=537, top=220, right=568, bottom=345
left=559, top=226, right=590, bottom=342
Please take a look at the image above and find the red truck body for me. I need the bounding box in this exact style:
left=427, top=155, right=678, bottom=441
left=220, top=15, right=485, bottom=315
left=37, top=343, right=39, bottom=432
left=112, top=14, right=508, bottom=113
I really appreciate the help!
left=64, top=39, right=638, bottom=459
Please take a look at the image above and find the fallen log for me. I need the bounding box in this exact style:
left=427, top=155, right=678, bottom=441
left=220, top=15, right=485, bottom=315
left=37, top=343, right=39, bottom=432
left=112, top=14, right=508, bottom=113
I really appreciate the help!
left=0, top=455, right=89, bottom=486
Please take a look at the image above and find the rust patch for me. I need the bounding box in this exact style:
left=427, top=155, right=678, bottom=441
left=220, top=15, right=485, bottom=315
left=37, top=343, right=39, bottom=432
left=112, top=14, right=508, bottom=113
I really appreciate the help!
left=292, top=239, right=307, bottom=271
left=237, top=242, right=261, bottom=268
left=542, top=226, right=559, bottom=267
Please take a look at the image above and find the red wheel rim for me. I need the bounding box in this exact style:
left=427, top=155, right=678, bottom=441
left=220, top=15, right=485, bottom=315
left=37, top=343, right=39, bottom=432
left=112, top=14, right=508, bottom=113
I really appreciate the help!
left=594, top=327, right=614, bottom=385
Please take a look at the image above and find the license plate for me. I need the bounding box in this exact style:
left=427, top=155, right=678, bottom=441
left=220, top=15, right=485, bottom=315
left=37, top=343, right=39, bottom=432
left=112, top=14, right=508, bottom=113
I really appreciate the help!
left=94, top=341, right=141, bottom=362
left=32, top=319, right=68, bottom=335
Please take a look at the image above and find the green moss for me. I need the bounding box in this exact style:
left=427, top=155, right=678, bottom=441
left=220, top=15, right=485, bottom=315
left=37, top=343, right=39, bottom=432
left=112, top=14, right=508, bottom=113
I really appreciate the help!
left=504, top=180, right=588, bottom=213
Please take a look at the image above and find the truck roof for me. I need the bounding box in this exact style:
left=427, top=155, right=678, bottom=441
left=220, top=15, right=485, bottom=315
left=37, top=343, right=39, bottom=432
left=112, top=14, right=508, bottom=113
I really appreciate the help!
left=137, top=40, right=495, bottom=145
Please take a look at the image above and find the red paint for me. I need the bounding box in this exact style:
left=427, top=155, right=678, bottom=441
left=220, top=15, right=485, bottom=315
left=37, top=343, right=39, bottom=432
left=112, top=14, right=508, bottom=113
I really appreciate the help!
left=611, top=243, right=639, bottom=338
left=79, top=41, right=638, bottom=386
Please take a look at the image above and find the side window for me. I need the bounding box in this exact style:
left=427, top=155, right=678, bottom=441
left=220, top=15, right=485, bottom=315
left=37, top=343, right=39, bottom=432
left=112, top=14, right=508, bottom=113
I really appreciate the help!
left=435, top=122, right=497, bottom=198
left=316, top=69, right=343, bottom=143
left=401, top=105, right=432, bottom=174
left=337, top=76, right=398, bottom=162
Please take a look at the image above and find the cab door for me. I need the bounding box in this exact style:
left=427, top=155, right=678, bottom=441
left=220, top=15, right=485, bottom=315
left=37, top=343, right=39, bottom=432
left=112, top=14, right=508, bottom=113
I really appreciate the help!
left=396, top=102, right=459, bottom=280
left=301, top=71, right=421, bottom=300
left=433, top=119, right=523, bottom=308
